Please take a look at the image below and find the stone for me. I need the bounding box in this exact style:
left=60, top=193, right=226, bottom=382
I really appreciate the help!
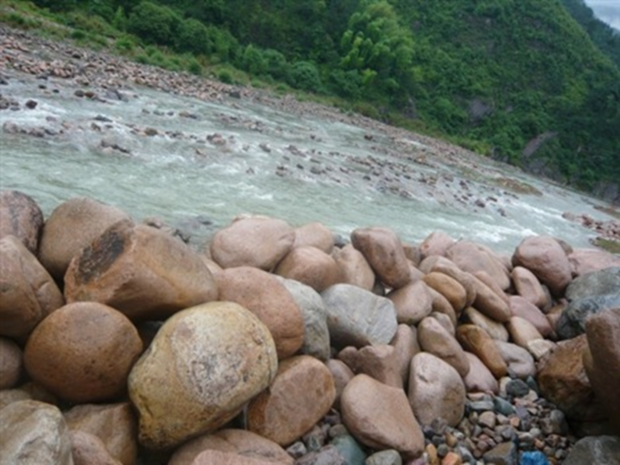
left=39, top=197, right=131, bottom=280
left=321, top=284, right=398, bottom=349
left=566, top=267, right=620, bottom=301
left=408, top=352, right=466, bottom=427
left=0, top=400, right=73, bottom=465
left=511, top=266, right=549, bottom=309
left=462, top=306, right=509, bottom=341
left=326, top=359, right=355, bottom=409
left=293, top=222, right=334, bottom=253
left=506, top=316, right=544, bottom=349
left=390, top=324, right=420, bottom=386
left=331, top=434, right=367, bottom=465
left=190, top=450, right=279, bottom=465
left=563, top=435, right=620, bottom=465
left=332, top=244, right=375, bottom=291
left=527, top=339, right=556, bottom=361
left=64, top=221, right=218, bottom=322
left=217, top=267, right=304, bottom=360
left=445, top=241, right=510, bottom=291
left=342, top=374, right=424, bottom=459
left=24, top=302, right=142, bottom=403
left=441, top=452, right=462, bottom=465
left=495, top=340, right=536, bottom=379
left=482, top=441, right=517, bottom=465
left=473, top=270, right=509, bottom=304
left=568, top=248, right=620, bottom=277
left=209, top=216, right=295, bottom=270
left=471, top=275, right=511, bottom=323
left=508, top=296, right=553, bottom=337
left=295, top=446, right=345, bottom=465
left=429, top=311, right=455, bottom=335
left=417, top=317, right=470, bottom=378
left=168, top=429, right=293, bottom=465
left=71, top=430, right=122, bottom=465
left=585, top=308, right=620, bottom=434
left=247, top=355, right=336, bottom=446
left=423, top=258, right=477, bottom=308
left=556, top=293, right=620, bottom=340
left=462, top=352, right=498, bottom=394
left=428, top=287, right=457, bottom=326
left=350, top=227, right=411, bottom=289
left=338, top=345, right=403, bottom=389
left=128, top=302, right=278, bottom=450
left=423, top=272, right=467, bottom=314
left=386, top=280, right=433, bottom=325
left=0, top=235, right=64, bottom=340
left=64, top=402, right=138, bottom=465
left=0, top=336, right=23, bottom=389
left=278, top=277, right=330, bottom=361
left=365, top=449, right=402, bottom=465
left=274, top=246, right=341, bottom=292
left=403, top=243, right=422, bottom=266
left=0, top=190, right=44, bottom=254
left=420, top=232, right=455, bottom=258
left=512, top=236, right=572, bottom=296
left=456, top=324, right=508, bottom=378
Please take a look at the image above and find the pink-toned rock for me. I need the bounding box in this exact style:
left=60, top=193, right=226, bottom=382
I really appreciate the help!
left=0, top=190, right=44, bottom=254
left=463, top=307, right=509, bottom=341
left=326, top=359, right=355, bottom=410
left=511, top=266, right=548, bottom=309
left=472, top=271, right=509, bottom=304
left=568, top=248, right=620, bottom=277
left=39, top=197, right=131, bottom=280
left=429, top=312, right=456, bottom=336
left=495, top=341, right=536, bottom=379
left=527, top=339, right=556, bottom=361
left=71, top=430, right=122, bottom=465
left=506, top=316, right=544, bottom=349
left=456, top=325, right=508, bottom=379
left=200, top=256, right=223, bottom=276
left=387, top=280, right=433, bottom=325
left=462, top=352, right=499, bottom=394
left=417, top=317, right=470, bottom=378
left=446, top=241, right=510, bottom=291
left=508, top=296, right=553, bottom=337
left=293, top=222, right=334, bottom=253
left=274, top=246, right=341, bottom=292
left=351, top=227, right=411, bottom=289
left=0, top=336, right=23, bottom=389
left=0, top=235, right=64, bottom=340
left=471, top=275, right=511, bottom=323
left=342, top=374, right=424, bottom=459
left=408, top=353, right=466, bottom=427
left=247, top=356, right=335, bottom=446
left=428, top=287, right=457, bottom=326
left=24, top=302, right=142, bottom=404
left=420, top=232, right=455, bottom=258
left=216, top=266, right=304, bottom=359
left=421, top=257, right=477, bottom=308
left=169, top=429, right=293, bottom=465
left=338, top=345, right=402, bottom=389
left=209, top=216, right=295, bottom=270
left=191, top=450, right=277, bottom=465
left=64, top=402, right=138, bottom=465
left=332, top=243, right=375, bottom=291
left=512, top=236, right=572, bottom=296
left=391, top=324, right=420, bottom=387
left=403, top=242, right=423, bottom=266
left=423, top=272, right=467, bottom=314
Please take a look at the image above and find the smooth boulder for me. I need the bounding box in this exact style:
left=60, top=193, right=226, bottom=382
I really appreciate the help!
left=332, top=244, right=375, bottom=291
left=274, top=246, right=341, bottom=292
left=0, top=190, right=44, bottom=254
left=387, top=280, right=433, bottom=325
left=556, top=293, right=620, bottom=340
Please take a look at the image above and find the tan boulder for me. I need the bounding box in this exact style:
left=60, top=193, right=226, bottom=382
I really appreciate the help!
left=326, top=359, right=355, bottom=410
left=456, top=324, right=508, bottom=378
left=247, top=355, right=335, bottom=446
left=217, top=266, right=304, bottom=359
left=568, top=248, right=620, bottom=277
left=508, top=296, right=553, bottom=337
left=338, top=345, right=403, bottom=389
left=471, top=275, right=511, bottom=323
left=209, top=216, right=295, bottom=270
left=527, top=339, right=556, bottom=361
left=473, top=270, right=509, bottom=304
left=0, top=190, right=44, bottom=254
left=445, top=241, right=510, bottom=290
left=408, top=352, right=466, bottom=427
left=495, top=341, right=536, bottom=379
left=200, top=256, right=223, bottom=276
left=24, top=302, right=142, bottom=403
left=462, top=307, right=509, bottom=341
left=64, top=403, right=138, bottom=465
left=191, top=450, right=278, bottom=465
left=128, top=302, right=277, bottom=450
left=0, top=336, right=23, bottom=389
left=421, top=256, right=477, bottom=308
left=71, top=430, right=122, bottom=465
left=293, top=222, right=334, bottom=253
left=0, top=235, right=64, bottom=340
left=506, top=316, right=544, bottom=349
left=462, top=352, right=499, bottom=394
left=387, top=280, right=433, bottom=325
left=350, top=226, right=411, bottom=289
left=390, top=324, right=420, bottom=387
left=417, top=317, right=470, bottom=378
left=402, top=242, right=422, bottom=266
left=274, top=246, right=341, bottom=292
left=420, top=231, right=455, bottom=258
left=342, top=374, right=424, bottom=459
left=512, top=235, right=572, bottom=296
left=39, top=197, right=131, bottom=280
left=429, top=311, right=456, bottom=335
left=423, top=272, right=467, bottom=314
left=511, top=266, right=548, bottom=309
left=332, top=243, right=375, bottom=291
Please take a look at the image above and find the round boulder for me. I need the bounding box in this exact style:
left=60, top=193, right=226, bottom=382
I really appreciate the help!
left=0, top=190, right=44, bottom=254
left=293, top=222, right=334, bottom=253
left=332, top=244, right=375, bottom=291
left=387, top=280, right=433, bottom=325
left=274, top=246, right=341, bottom=292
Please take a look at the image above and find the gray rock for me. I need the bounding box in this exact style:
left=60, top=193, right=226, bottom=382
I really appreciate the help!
left=331, top=434, right=366, bottom=465
left=365, top=449, right=402, bottom=465
left=566, top=267, right=620, bottom=301
left=506, top=379, right=530, bottom=398
left=563, top=435, right=620, bottom=465
left=296, top=445, right=346, bottom=465
left=482, top=441, right=518, bottom=465
left=556, top=293, right=620, bottom=340
left=321, top=284, right=398, bottom=349
left=493, top=396, right=515, bottom=416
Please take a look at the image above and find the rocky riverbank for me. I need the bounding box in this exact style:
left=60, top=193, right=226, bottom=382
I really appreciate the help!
left=1, top=190, right=620, bottom=465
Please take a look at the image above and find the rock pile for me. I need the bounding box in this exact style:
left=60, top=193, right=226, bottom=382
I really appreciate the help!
left=1, top=189, right=620, bottom=465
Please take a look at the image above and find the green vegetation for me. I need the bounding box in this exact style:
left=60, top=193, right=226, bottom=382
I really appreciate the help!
left=2, top=0, right=619, bottom=198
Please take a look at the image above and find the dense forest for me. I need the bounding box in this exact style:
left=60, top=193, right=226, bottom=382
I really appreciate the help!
left=9, top=0, right=620, bottom=199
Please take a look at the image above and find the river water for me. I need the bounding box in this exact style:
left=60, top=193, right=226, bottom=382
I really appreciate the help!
left=0, top=71, right=614, bottom=253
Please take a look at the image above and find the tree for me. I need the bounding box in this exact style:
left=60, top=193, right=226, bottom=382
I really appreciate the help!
left=127, top=1, right=180, bottom=46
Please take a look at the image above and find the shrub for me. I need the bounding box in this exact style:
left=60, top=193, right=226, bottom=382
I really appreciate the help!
left=241, top=45, right=268, bottom=75
left=176, top=18, right=210, bottom=55
left=127, top=1, right=180, bottom=46
left=115, top=36, right=135, bottom=54
left=217, top=69, right=234, bottom=84
left=288, top=61, right=322, bottom=92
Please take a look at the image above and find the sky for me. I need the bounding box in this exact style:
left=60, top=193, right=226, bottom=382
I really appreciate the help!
left=584, top=0, right=620, bottom=31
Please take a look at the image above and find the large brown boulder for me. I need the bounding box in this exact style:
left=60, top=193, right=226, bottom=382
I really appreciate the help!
left=0, top=235, right=64, bottom=340
left=24, top=302, right=142, bottom=404
left=274, top=246, right=341, bottom=292
left=293, top=222, right=334, bottom=253
left=332, top=244, right=375, bottom=291
left=0, top=190, right=44, bottom=254
left=64, top=221, right=218, bottom=321
left=423, top=272, right=467, bottom=314
left=70, top=430, right=122, bottom=465
left=0, top=337, right=23, bottom=389
left=39, top=197, right=131, bottom=280
left=386, top=280, right=433, bottom=325
left=338, top=344, right=403, bottom=389
left=511, top=266, right=548, bottom=309
left=216, top=267, right=304, bottom=360
left=568, top=248, right=620, bottom=277
left=456, top=324, right=508, bottom=379
left=209, top=216, right=295, bottom=270
left=419, top=231, right=455, bottom=258
left=445, top=241, right=510, bottom=291
left=417, top=317, right=470, bottom=378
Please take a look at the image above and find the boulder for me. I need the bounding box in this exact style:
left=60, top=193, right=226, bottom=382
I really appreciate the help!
left=429, top=311, right=455, bottom=335
left=293, top=222, right=334, bottom=253
left=419, top=232, right=455, bottom=258
left=0, top=190, right=44, bottom=254
left=556, top=293, right=620, bottom=340
left=0, top=400, right=73, bottom=465
left=128, top=302, right=277, bottom=450
left=350, top=227, right=411, bottom=289
left=247, top=355, right=335, bottom=446
left=508, top=296, right=553, bottom=337
left=386, top=280, right=433, bottom=325
left=321, top=284, right=398, bottom=349
left=417, top=317, right=470, bottom=378
left=563, top=435, right=620, bottom=465
left=0, top=336, right=23, bottom=389
left=512, top=236, right=572, bottom=296
left=190, top=450, right=279, bottom=465
left=217, top=267, right=304, bottom=360
left=495, top=341, right=536, bottom=379
left=462, top=352, right=499, bottom=394
left=471, top=275, right=511, bottom=323
left=39, top=197, right=131, bottom=280
left=568, top=248, right=620, bottom=277
left=566, top=267, right=620, bottom=302
left=332, top=244, right=375, bottom=291
left=506, top=316, right=544, bottom=349
left=326, top=359, right=355, bottom=410
left=274, top=246, right=341, bottom=292
left=445, top=241, right=510, bottom=291
left=462, top=307, right=509, bottom=341
left=421, top=257, right=477, bottom=308
left=511, top=266, right=548, bottom=309
left=456, top=325, right=508, bottom=379
left=209, top=216, right=295, bottom=270
left=428, top=287, right=457, bottom=326
left=342, top=374, right=424, bottom=459
left=338, top=345, right=403, bottom=389
left=0, top=235, right=64, bottom=340
left=423, top=272, right=467, bottom=314
left=71, top=430, right=122, bottom=465
left=408, top=352, right=466, bottom=427
left=390, top=324, right=420, bottom=387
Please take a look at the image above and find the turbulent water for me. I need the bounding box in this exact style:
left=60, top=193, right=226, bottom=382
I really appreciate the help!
left=0, top=72, right=614, bottom=253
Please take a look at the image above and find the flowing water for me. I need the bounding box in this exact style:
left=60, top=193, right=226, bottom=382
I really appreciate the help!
left=0, top=72, right=614, bottom=253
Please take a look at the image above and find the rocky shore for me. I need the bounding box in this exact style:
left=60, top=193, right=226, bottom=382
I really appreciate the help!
left=1, top=190, right=620, bottom=465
